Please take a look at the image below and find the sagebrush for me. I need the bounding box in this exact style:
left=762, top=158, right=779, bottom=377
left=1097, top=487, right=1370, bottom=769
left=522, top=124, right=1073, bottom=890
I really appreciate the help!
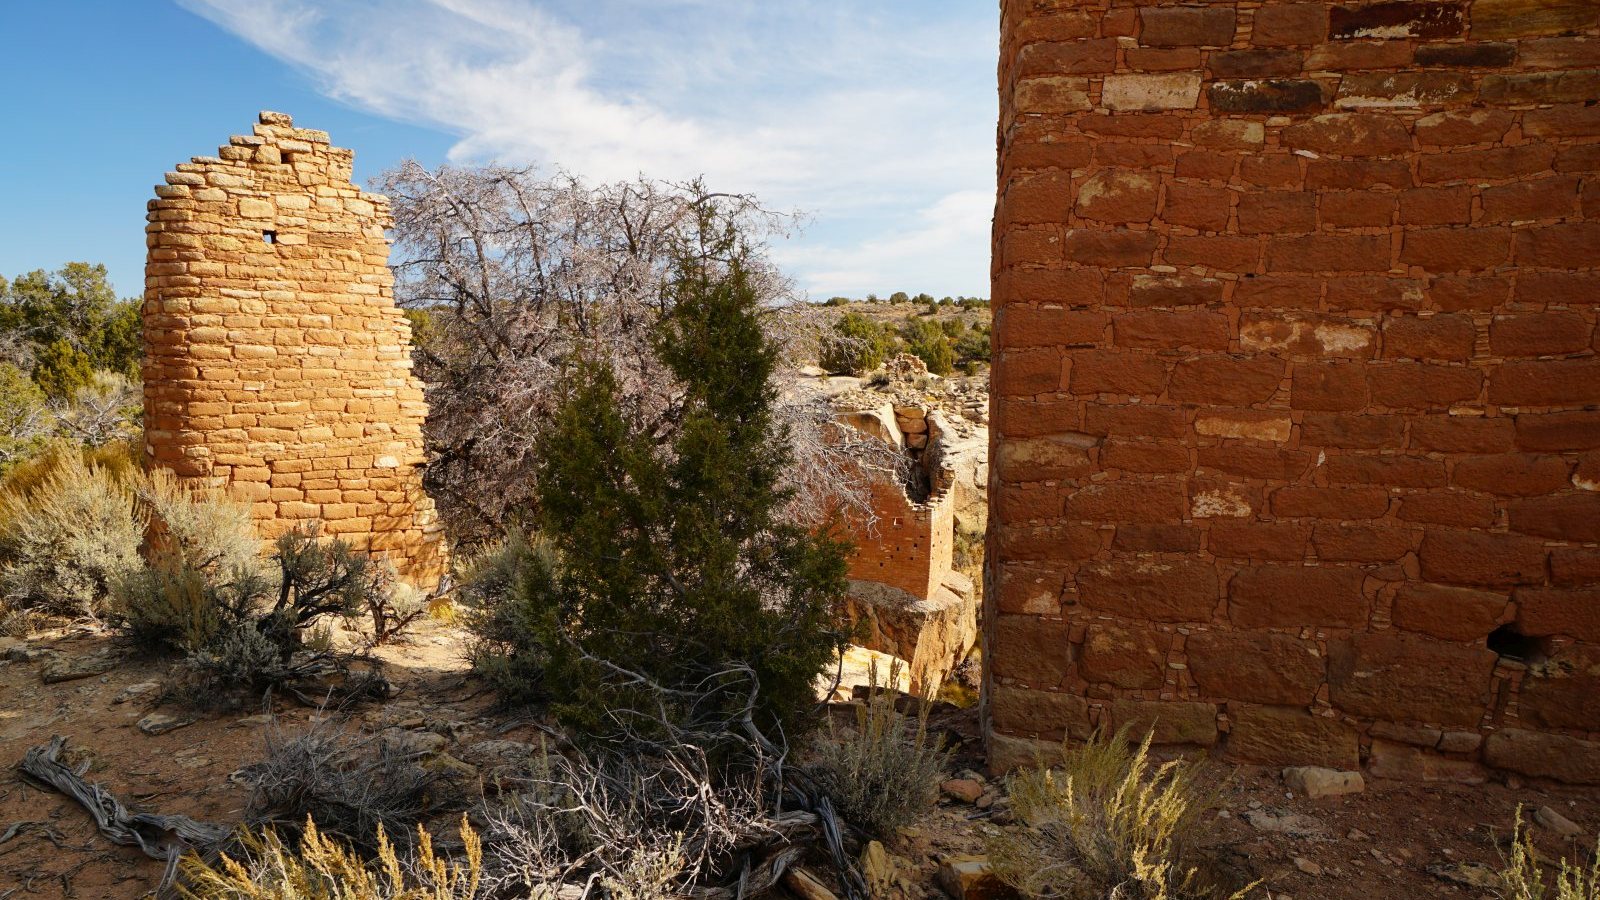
left=811, top=660, right=947, bottom=836
left=988, top=728, right=1255, bottom=900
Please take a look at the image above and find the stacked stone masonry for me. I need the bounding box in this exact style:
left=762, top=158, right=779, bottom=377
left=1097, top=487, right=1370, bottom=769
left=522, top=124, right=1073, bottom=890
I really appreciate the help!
left=143, top=112, right=445, bottom=591
left=986, top=0, right=1600, bottom=783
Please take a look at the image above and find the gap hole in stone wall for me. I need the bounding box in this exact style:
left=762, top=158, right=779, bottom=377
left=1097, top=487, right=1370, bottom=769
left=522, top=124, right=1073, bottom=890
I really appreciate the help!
left=263, top=230, right=277, bottom=244
left=1486, top=624, right=1548, bottom=664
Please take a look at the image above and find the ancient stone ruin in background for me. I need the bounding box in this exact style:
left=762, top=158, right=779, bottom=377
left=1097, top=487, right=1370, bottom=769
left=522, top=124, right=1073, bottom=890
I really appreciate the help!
left=987, top=0, right=1600, bottom=783
left=143, top=112, right=446, bottom=591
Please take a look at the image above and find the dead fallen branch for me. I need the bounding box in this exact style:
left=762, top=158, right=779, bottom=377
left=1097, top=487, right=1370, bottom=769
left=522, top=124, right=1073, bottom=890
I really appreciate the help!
left=17, top=735, right=231, bottom=890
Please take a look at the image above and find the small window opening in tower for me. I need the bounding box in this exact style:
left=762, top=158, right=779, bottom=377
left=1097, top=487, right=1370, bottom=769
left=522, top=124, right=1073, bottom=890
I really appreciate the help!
left=263, top=230, right=277, bottom=244
left=1486, top=624, right=1547, bottom=663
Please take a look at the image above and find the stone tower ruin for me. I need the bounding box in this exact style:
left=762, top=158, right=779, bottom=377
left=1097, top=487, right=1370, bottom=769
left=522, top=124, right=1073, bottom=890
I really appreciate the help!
left=987, top=1, right=1600, bottom=783
left=143, top=112, right=445, bottom=591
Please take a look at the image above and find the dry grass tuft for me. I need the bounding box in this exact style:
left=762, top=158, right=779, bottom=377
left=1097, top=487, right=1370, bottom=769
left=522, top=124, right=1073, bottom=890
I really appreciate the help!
left=988, top=727, right=1256, bottom=900
left=177, top=815, right=482, bottom=900
left=1499, top=806, right=1600, bottom=900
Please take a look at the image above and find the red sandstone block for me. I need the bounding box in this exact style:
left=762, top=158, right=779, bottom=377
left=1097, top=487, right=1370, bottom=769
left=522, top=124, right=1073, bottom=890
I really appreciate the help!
left=1312, top=523, right=1419, bottom=562
left=1516, top=412, right=1600, bottom=452
left=1454, top=453, right=1573, bottom=497
left=1508, top=493, right=1600, bottom=543
left=1396, top=491, right=1497, bottom=528
left=1367, top=363, right=1482, bottom=410
left=1162, top=183, right=1233, bottom=231
left=1128, top=275, right=1225, bottom=308
left=1332, top=280, right=1428, bottom=316
left=1004, top=172, right=1074, bottom=225
left=1516, top=223, right=1600, bottom=269
left=1101, top=439, right=1190, bottom=474
left=1067, top=349, right=1168, bottom=395
left=1004, top=138, right=1094, bottom=175
left=1327, top=633, right=1495, bottom=728
left=1238, top=154, right=1303, bottom=188
left=1553, top=548, right=1600, bottom=586
left=1381, top=314, right=1475, bottom=361
left=1017, top=38, right=1119, bottom=76
left=1308, top=39, right=1414, bottom=70
left=1095, top=145, right=1180, bottom=172
left=1169, top=355, right=1284, bottom=405
left=1126, top=47, right=1207, bottom=71
left=1062, top=479, right=1188, bottom=522
left=1401, top=227, right=1512, bottom=273
left=1392, top=582, right=1510, bottom=642
left=1430, top=275, right=1509, bottom=312
left=1080, top=114, right=1187, bottom=140
left=1064, top=229, right=1160, bottom=267
left=998, top=482, right=1064, bottom=523
left=1112, top=523, right=1203, bottom=553
left=1078, top=557, right=1220, bottom=622
left=1224, top=704, right=1359, bottom=770
left=1482, top=177, right=1581, bottom=224
left=1013, top=9, right=1097, bottom=44
left=1208, top=520, right=1311, bottom=561
left=1414, top=109, right=1515, bottom=146
left=1076, top=170, right=1161, bottom=223
left=1526, top=105, right=1600, bottom=140
left=994, top=522, right=1105, bottom=561
left=1330, top=1, right=1464, bottom=40
left=1520, top=36, right=1600, bottom=69
left=1290, top=362, right=1369, bottom=412
left=997, top=436, right=1093, bottom=482
left=1267, top=234, right=1390, bottom=273
left=1305, top=158, right=1411, bottom=190
left=1299, top=412, right=1405, bottom=448
left=1516, top=272, right=1600, bottom=306
left=1164, top=234, right=1261, bottom=272
left=995, top=561, right=1066, bottom=615
left=1000, top=229, right=1062, bottom=268
left=1079, top=622, right=1167, bottom=689
left=1398, top=187, right=1472, bottom=227
left=1188, top=631, right=1325, bottom=706
left=990, top=615, right=1071, bottom=686
left=1270, top=485, right=1392, bottom=519
left=1083, top=403, right=1193, bottom=439
left=1319, top=191, right=1396, bottom=228
left=1491, top=312, right=1594, bottom=357
left=1209, top=79, right=1327, bottom=114
left=1209, top=47, right=1304, bottom=78
left=1418, top=528, right=1548, bottom=587
left=1491, top=359, right=1600, bottom=407
left=1197, top=444, right=1313, bottom=480
left=1174, top=150, right=1240, bottom=181
left=1515, top=588, right=1600, bottom=643
left=1409, top=416, right=1515, bottom=454
left=1325, top=453, right=1448, bottom=488
left=1234, top=275, right=1320, bottom=310
left=1282, top=113, right=1413, bottom=157
left=994, top=348, right=1067, bottom=396
left=1139, top=6, right=1237, bottom=46
left=999, top=305, right=1108, bottom=348
left=1252, top=3, right=1328, bottom=46
left=1238, top=192, right=1317, bottom=234
left=1230, top=565, right=1370, bottom=629
left=1420, top=146, right=1558, bottom=185
left=1112, top=309, right=1231, bottom=351
left=994, top=397, right=1083, bottom=439
left=994, top=267, right=1105, bottom=306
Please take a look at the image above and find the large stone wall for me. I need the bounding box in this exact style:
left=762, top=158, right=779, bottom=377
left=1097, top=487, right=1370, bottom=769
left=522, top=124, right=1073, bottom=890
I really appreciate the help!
left=143, top=112, right=445, bottom=590
left=986, top=1, right=1600, bottom=783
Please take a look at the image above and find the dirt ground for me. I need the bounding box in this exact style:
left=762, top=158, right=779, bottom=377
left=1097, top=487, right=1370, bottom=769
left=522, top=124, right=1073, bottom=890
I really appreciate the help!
left=1, top=624, right=1595, bottom=900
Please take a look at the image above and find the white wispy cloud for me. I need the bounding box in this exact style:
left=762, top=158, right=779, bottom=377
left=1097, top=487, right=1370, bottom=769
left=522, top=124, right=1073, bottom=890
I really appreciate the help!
left=178, top=0, right=996, bottom=296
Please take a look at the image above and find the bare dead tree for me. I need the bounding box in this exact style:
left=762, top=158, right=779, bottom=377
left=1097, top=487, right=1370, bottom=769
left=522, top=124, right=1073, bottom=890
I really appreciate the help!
left=51, top=372, right=140, bottom=448
left=380, top=162, right=890, bottom=546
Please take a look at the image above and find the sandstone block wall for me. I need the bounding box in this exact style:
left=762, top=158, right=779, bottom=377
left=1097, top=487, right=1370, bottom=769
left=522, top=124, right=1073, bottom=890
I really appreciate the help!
left=986, top=1, right=1600, bottom=783
left=143, top=112, right=445, bottom=590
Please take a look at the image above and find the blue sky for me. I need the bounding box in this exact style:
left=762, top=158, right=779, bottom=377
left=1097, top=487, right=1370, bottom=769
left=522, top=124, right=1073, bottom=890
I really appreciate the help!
left=0, top=1, right=997, bottom=301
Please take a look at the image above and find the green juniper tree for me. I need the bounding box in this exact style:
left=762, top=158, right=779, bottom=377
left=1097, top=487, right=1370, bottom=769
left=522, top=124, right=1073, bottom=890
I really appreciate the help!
left=508, top=215, right=849, bottom=750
